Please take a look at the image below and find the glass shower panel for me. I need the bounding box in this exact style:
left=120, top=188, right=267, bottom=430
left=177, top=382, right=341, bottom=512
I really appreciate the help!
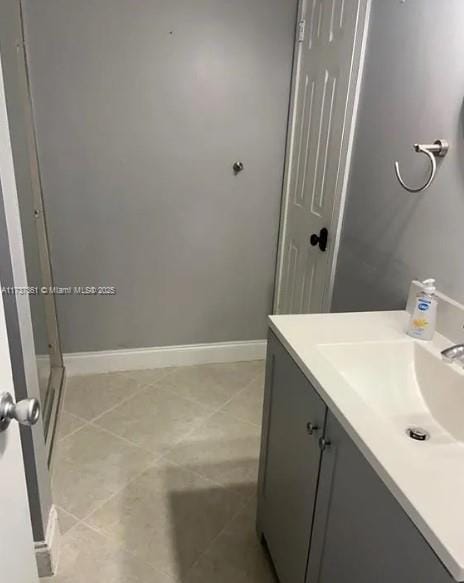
left=23, top=220, right=51, bottom=413
left=0, top=0, right=64, bottom=462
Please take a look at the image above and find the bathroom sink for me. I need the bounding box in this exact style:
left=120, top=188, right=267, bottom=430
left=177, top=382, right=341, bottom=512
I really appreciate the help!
left=318, top=340, right=464, bottom=442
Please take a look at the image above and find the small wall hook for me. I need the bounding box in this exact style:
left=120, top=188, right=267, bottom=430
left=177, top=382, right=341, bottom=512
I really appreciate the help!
left=233, top=161, right=244, bottom=175
left=394, top=139, right=449, bottom=193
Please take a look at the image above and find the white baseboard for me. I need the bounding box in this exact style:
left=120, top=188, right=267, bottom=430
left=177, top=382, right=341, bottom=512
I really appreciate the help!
left=63, top=339, right=267, bottom=376
left=35, top=505, right=61, bottom=577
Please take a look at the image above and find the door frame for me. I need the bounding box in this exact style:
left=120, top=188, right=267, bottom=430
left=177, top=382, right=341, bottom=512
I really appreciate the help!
left=273, top=0, right=372, bottom=314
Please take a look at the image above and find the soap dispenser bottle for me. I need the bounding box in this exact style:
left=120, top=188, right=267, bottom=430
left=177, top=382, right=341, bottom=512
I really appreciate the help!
left=407, top=278, right=437, bottom=340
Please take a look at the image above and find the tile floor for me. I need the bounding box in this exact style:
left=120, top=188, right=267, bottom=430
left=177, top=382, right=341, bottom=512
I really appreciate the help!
left=42, top=360, right=276, bottom=583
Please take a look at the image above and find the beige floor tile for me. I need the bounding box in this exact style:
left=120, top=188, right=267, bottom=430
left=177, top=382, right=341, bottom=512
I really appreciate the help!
left=43, top=523, right=172, bottom=583
left=186, top=500, right=276, bottom=583
left=159, top=361, right=264, bottom=409
left=221, top=374, right=265, bottom=426
left=119, top=367, right=175, bottom=387
left=56, top=506, right=79, bottom=535
left=85, top=460, right=247, bottom=581
left=166, top=411, right=261, bottom=487
left=64, top=372, right=147, bottom=421
left=56, top=411, right=87, bottom=440
left=94, top=387, right=212, bottom=455
left=52, top=425, right=155, bottom=518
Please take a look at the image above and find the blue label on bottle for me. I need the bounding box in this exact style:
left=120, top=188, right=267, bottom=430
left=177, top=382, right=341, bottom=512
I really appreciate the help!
left=418, top=302, right=429, bottom=311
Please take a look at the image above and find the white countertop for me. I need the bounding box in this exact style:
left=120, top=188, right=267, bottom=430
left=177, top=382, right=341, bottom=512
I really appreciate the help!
left=269, top=311, right=464, bottom=581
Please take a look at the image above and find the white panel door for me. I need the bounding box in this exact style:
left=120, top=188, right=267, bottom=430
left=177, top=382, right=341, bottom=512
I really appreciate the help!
left=0, top=51, right=39, bottom=583
left=276, top=0, right=370, bottom=314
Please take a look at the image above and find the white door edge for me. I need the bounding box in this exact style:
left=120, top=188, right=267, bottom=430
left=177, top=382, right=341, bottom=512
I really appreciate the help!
left=273, top=0, right=307, bottom=313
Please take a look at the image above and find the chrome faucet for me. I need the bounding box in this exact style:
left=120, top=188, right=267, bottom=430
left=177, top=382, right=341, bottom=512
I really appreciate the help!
left=441, top=344, right=464, bottom=364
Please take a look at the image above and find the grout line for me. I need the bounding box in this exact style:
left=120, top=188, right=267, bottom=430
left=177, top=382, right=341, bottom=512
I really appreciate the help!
left=61, top=517, right=173, bottom=580
left=86, top=421, right=160, bottom=455
left=59, top=373, right=150, bottom=445
left=61, top=410, right=88, bottom=424
left=150, top=363, right=265, bottom=412
left=83, top=383, right=159, bottom=423
left=184, top=365, right=264, bottom=418
left=86, top=382, right=227, bottom=453
left=57, top=417, right=91, bottom=443
left=183, top=486, right=253, bottom=578
left=55, top=505, right=85, bottom=538
left=118, top=365, right=177, bottom=384
left=56, top=505, right=82, bottom=524
left=62, top=368, right=175, bottom=427
left=59, top=518, right=83, bottom=538
left=154, top=367, right=265, bottom=463
left=196, top=370, right=264, bottom=426
left=62, top=378, right=165, bottom=433
left=160, top=456, right=234, bottom=490
left=78, top=453, right=162, bottom=525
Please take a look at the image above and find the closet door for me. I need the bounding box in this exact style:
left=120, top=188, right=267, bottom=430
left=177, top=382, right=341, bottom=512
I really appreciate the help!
left=275, top=0, right=371, bottom=314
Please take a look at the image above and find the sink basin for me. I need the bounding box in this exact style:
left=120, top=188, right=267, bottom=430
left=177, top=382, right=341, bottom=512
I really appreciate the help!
left=318, top=340, right=464, bottom=442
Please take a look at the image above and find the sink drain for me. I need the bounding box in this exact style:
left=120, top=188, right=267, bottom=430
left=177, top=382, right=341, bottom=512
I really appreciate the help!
left=406, top=427, right=430, bottom=441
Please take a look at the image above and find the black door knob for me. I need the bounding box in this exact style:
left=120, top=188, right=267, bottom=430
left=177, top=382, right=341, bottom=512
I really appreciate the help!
left=310, top=228, right=328, bottom=252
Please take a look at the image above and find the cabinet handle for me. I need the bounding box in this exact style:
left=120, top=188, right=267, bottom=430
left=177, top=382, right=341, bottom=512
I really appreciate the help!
left=319, top=437, right=331, bottom=451
left=306, top=422, right=319, bottom=435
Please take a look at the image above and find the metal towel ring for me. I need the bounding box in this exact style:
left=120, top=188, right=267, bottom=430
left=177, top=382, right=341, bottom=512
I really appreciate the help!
left=394, top=139, right=449, bottom=193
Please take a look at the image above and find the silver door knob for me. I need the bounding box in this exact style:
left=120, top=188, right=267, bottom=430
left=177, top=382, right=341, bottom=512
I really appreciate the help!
left=0, top=392, right=40, bottom=432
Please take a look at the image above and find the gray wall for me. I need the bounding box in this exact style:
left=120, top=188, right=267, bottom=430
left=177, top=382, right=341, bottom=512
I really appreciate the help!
left=333, top=0, right=464, bottom=312
left=22, top=0, right=297, bottom=353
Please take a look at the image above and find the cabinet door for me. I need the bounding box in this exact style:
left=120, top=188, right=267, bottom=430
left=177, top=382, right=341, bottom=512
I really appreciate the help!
left=257, top=331, right=327, bottom=583
left=307, top=411, right=454, bottom=583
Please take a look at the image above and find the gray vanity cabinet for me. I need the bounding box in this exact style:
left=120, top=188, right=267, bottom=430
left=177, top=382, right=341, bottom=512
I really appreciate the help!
left=257, top=331, right=327, bottom=583
left=306, top=411, right=454, bottom=583
left=258, top=332, right=455, bottom=583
